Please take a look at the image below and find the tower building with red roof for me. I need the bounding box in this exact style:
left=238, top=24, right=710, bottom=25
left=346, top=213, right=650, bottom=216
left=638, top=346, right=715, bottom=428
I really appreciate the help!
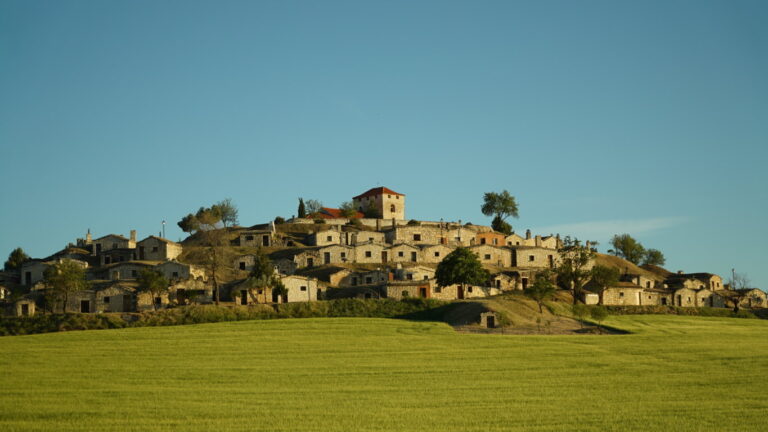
left=352, top=187, right=405, bottom=220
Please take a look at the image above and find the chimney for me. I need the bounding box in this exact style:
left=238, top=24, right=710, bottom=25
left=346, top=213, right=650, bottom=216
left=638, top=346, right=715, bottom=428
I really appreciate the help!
left=535, top=235, right=542, bottom=247
left=130, top=230, right=137, bottom=243
left=85, top=229, right=92, bottom=244
left=525, top=229, right=531, bottom=240
left=376, top=218, right=381, bottom=231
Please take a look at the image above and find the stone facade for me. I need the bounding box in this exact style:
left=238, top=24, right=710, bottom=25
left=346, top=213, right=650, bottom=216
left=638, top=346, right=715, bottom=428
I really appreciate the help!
left=136, top=236, right=182, bottom=261
left=419, top=244, right=455, bottom=263
left=318, top=245, right=354, bottom=265
left=354, top=243, right=387, bottom=264
left=510, top=247, right=558, bottom=269
left=385, top=225, right=448, bottom=247
left=469, top=245, right=511, bottom=268
left=280, top=275, right=320, bottom=302
left=156, top=261, right=205, bottom=282
left=92, top=233, right=136, bottom=255
left=601, top=283, right=645, bottom=306
left=310, top=229, right=342, bottom=247
left=475, top=232, right=506, bottom=247
left=239, top=230, right=273, bottom=248
left=394, top=265, right=435, bottom=282
left=352, top=187, right=405, bottom=220
left=388, top=243, right=421, bottom=264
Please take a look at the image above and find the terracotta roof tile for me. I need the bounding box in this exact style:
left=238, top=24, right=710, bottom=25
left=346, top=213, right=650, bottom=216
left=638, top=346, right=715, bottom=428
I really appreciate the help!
left=353, top=187, right=404, bottom=200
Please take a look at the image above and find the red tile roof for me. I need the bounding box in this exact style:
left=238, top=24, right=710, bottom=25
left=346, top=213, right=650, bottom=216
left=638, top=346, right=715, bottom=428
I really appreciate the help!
left=308, top=207, right=364, bottom=219
left=353, top=187, right=404, bottom=200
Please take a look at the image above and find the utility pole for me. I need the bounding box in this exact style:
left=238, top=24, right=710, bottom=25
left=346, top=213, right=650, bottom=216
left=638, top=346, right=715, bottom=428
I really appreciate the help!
left=162, top=220, right=166, bottom=239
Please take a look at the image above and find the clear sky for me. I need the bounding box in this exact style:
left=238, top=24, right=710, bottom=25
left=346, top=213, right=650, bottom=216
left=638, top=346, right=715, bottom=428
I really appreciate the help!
left=1, top=1, right=766, bottom=289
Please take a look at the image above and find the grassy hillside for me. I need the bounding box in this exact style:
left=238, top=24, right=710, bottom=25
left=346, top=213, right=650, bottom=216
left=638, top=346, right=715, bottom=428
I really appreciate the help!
left=1, top=316, right=767, bottom=431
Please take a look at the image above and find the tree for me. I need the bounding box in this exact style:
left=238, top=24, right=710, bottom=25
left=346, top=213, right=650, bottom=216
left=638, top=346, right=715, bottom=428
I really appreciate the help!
left=590, top=306, right=609, bottom=333
left=298, top=198, right=306, bottom=218
left=305, top=199, right=323, bottom=215
left=436, top=248, right=489, bottom=297
left=642, top=249, right=666, bottom=266
left=136, top=269, right=169, bottom=311
left=524, top=270, right=557, bottom=313
left=43, top=260, right=89, bottom=313
left=491, top=216, right=512, bottom=235
left=4, top=247, right=30, bottom=272
left=571, top=303, right=589, bottom=329
left=608, top=234, right=646, bottom=264
left=555, top=237, right=595, bottom=304
left=214, top=198, right=238, bottom=227
left=338, top=201, right=358, bottom=218
left=245, top=249, right=285, bottom=303
left=725, top=272, right=751, bottom=313
left=481, top=190, right=519, bottom=232
left=177, top=213, right=199, bottom=234
left=590, top=265, right=620, bottom=303
left=199, top=228, right=233, bottom=305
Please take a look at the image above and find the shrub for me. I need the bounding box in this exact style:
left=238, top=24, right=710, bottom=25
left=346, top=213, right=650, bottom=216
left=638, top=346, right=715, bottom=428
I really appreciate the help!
left=274, top=216, right=286, bottom=224
left=407, top=219, right=420, bottom=226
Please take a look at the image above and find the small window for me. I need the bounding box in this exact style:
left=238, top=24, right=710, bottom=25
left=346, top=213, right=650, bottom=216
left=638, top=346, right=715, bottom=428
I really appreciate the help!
left=468, top=287, right=473, bottom=293
left=516, top=242, right=520, bottom=245
left=240, top=262, right=246, bottom=270
left=246, top=235, right=254, bottom=241
left=407, top=273, right=413, bottom=280
left=480, top=238, right=487, bottom=245
left=152, top=246, right=159, bottom=253
left=619, top=292, right=624, bottom=297
left=424, top=275, right=429, bottom=280
left=413, top=234, right=421, bottom=241
left=390, top=204, right=396, bottom=212
left=398, top=251, right=404, bottom=257
left=172, top=272, right=179, bottom=278
left=365, top=251, right=372, bottom=258
left=492, top=239, right=498, bottom=245
left=352, top=277, right=358, bottom=286
left=365, top=276, right=372, bottom=284
left=326, top=236, right=332, bottom=241
left=435, top=286, right=442, bottom=293
left=104, top=296, right=110, bottom=304
left=112, top=243, right=117, bottom=249
left=401, top=290, right=409, bottom=297
left=258, top=289, right=263, bottom=294
left=368, top=237, right=374, bottom=241
left=528, top=255, right=535, bottom=262
left=484, top=254, right=491, bottom=260
left=341, top=252, right=346, bottom=259
left=434, top=251, right=440, bottom=257
left=300, top=286, right=307, bottom=291
left=154, top=297, right=162, bottom=305
left=131, top=270, right=137, bottom=277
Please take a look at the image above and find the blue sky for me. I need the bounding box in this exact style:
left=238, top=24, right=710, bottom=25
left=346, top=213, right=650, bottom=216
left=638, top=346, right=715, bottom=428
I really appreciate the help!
left=1, top=0, right=766, bottom=289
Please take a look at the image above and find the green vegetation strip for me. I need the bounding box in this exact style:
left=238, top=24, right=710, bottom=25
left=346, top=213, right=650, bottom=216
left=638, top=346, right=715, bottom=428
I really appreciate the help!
left=1, top=315, right=767, bottom=431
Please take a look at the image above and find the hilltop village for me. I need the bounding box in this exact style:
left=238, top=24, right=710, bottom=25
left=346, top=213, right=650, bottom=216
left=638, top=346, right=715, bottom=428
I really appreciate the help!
left=1, top=187, right=765, bottom=318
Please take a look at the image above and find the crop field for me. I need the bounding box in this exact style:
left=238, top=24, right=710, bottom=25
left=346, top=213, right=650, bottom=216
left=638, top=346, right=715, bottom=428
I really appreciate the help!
left=1, top=315, right=767, bottom=431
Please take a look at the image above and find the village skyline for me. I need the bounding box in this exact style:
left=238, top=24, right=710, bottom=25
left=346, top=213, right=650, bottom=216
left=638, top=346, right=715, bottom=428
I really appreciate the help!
left=1, top=0, right=766, bottom=289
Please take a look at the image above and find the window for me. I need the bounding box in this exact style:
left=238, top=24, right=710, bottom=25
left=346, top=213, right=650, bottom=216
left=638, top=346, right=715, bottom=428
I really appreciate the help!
left=352, top=277, right=358, bottom=286
left=484, top=254, right=491, bottom=260
left=152, top=246, right=159, bottom=253
left=172, top=272, right=179, bottom=278
left=300, top=286, right=307, bottom=291
left=434, top=251, right=440, bottom=257
left=407, top=273, right=413, bottom=280
left=435, top=286, right=442, bottom=293
left=240, top=262, right=246, bottom=270
left=104, top=296, right=110, bottom=304
left=390, top=204, right=396, bottom=212
left=341, top=252, right=346, bottom=259
left=365, top=251, right=372, bottom=258
left=131, top=270, right=137, bottom=277
left=365, top=276, right=373, bottom=284
left=619, top=292, right=624, bottom=297
left=388, top=195, right=392, bottom=198
left=398, top=251, right=404, bottom=257
left=154, top=297, right=162, bottom=305
left=246, top=235, right=254, bottom=241
left=493, top=239, right=498, bottom=245
left=424, top=275, right=429, bottom=280
left=413, top=234, right=421, bottom=241
left=326, top=236, right=332, bottom=241
left=401, top=290, right=409, bottom=297
left=468, top=287, right=473, bottom=293
left=516, top=242, right=520, bottom=245
left=481, top=238, right=487, bottom=245
left=368, top=237, right=374, bottom=242
left=528, top=255, right=535, bottom=262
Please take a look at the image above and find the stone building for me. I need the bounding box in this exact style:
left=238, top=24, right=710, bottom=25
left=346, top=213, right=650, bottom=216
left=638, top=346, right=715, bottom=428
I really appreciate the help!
left=489, top=272, right=517, bottom=291
left=600, top=282, right=646, bottom=306
left=510, top=247, right=558, bottom=269
left=388, top=243, right=421, bottom=263
left=505, top=233, right=526, bottom=247
left=309, top=229, right=342, bottom=247
left=99, top=248, right=136, bottom=266
left=15, top=298, right=36, bottom=316
left=239, top=228, right=274, bottom=248
left=280, top=275, right=321, bottom=302
left=318, top=244, right=354, bottom=265
left=393, top=265, right=435, bottom=282
left=419, top=244, right=455, bottom=263
left=91, top=232, right=137, bottom=255
left=91, top=261, right=161, bottom=281
left=353, top=242, right=387, bottom=264
left=475, top=232, right=506, bottom=247
left=383, top=281, right=431, bottom=299
left=666, top=272, right=724, bottom=291
left=352, top=187, right=405, bottom=220
left=155, top=261, right=205, bottom=281
left=385, top=225, right=448, bottom=246
left=348, top=230, right=386, bottom=245
left=20, top=258, right=88, bottom=287
left=672, top=287, right=698, bottom=307
left=469, top=245, right=512, bottom=268
left=347, top=270, right=389, bottom=286
left=136, top=236, right=182, bottom=261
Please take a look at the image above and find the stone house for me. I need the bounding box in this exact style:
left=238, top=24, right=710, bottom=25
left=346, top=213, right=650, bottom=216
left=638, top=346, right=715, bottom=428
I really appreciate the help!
left=505, top=233, right=526, bottom=247
left=14, top=298, right=36, bottom=317
left=489, top=272, right=517, bottom=291
left=21, top=258, right=88, bottom=287
left=600, top=282, right=646, bottom=306
left=239, top=229, right=273, bottom=248
left=91, top=232, right=137, bottom=255
left=385, top=225, right=448, bottom=246
left=293, top=249, right=322, bottom=268
left=475, top=232, right=506, bottom=247
left=318, top=244, right=354, bottom=265
left=469, top=245, right=512, bottom=267
left=273, top=258, right=297, bottom=275
left=156, top=261, right=205, bottom=282
left=666, top=272, right=723, bottom=291
left=352, top=186, right=405, bottom=220
left=347, top=270, right=389, bottom=287
left=95, top=284, right=135, bottom=313
left=621, top=273, right=662, bottom=290
left=99, top=248, right=136, bottom=266
left=388, top=243, right=421, bottom=264
left=136, top=236, right=182, bottom=261
left=510, top=247, right=558, bottom=269
left=671, top=287, right=698, bottom=307
left=734, top=288, right=767, bottom=308
left=695, top=289, right=726, bottom=308
left=383, top=281, right=431, bottom=300
left=93, top=261, right=161, bottom=281
left=393, top=265, right=435, bottom=282
left=348, top=230, right=386, bottom=245
left=309, top=229, right=342, bottom=247
left=419, top=244, right=455, bottom=264
left=280, top=275, right=321, bottom=302
left=353, top=242, right=387, bottom=264
left=136, top=290, right=170, bottom=311
left=431, top=283, right=500, bottom=300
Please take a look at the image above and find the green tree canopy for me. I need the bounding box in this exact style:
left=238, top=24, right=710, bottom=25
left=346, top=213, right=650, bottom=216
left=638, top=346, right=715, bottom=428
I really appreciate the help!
left=590, top=265, right=620, bottom=291
left=4, top=247, right=30, bottom=272
left=555, top=237, right=595, bottom=304
left=524, top=270, right=557, bottom=313
left=608, top=234, right=646, bottom=264
left=642, top=249, right=666, bottom=266
left=213, top=198, right=239, bottom=227
left=305, top=199, right=323, bottom=215
left=43, top=260, right=89, bottom=313
left=481, top=190, right=519, bottom=231
left=338, top=201, right=358, bottom=218
left=491, top=216, right=512, bottom=235
left=136, top=269, right=169, bottom=310
left=246, top=249, right=285, bottom=297
left=436, top=247, right=489, bottom=288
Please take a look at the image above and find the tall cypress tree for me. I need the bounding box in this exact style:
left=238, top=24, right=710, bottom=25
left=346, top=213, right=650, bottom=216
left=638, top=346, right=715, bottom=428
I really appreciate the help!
left=298, top=198, right=306, bottom=218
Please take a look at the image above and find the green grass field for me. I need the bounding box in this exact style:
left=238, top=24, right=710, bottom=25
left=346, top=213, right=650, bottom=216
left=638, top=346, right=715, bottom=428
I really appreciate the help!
left=1, top=315, right=767, bottom=431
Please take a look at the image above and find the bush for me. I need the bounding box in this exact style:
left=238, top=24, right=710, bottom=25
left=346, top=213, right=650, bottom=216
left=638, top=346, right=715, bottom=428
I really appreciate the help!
left=407, top=219, right=420, bottom=226
left=274, top=216, right=286, bottom=224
